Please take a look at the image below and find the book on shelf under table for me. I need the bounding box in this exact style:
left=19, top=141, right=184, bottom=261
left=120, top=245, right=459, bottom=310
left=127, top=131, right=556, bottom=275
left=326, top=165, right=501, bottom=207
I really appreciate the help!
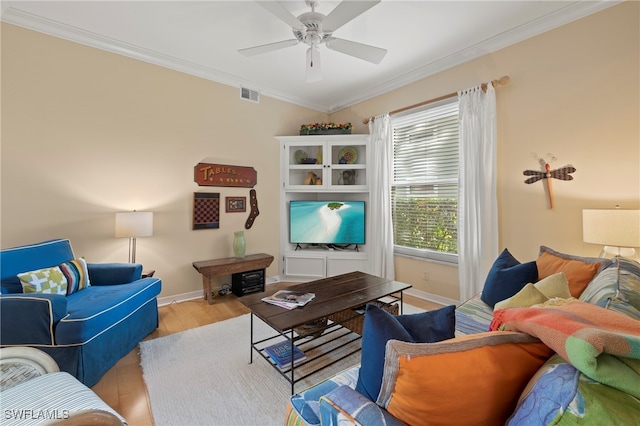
left=263, top=340, right=306, bottom=369
left=262, top=290, right=315, bottom=309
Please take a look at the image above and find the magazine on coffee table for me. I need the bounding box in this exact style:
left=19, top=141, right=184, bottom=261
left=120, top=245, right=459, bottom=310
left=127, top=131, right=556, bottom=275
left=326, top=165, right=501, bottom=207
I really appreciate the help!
left=262, top=290, right=315, bottom=309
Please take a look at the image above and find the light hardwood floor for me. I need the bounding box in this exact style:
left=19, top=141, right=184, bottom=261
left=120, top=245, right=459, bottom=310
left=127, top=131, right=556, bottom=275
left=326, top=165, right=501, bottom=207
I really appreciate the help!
left=91, top=285, right=443, bottom=426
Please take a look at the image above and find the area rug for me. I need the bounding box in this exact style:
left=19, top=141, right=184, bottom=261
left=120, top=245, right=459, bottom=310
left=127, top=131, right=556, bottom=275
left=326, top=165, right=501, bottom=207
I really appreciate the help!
left=140, top=304, right=423, bottom=426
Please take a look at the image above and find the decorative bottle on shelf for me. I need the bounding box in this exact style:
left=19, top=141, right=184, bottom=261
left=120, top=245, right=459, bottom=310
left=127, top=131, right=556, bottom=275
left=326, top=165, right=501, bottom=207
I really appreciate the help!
left=233, top=231, right=246, bottom=259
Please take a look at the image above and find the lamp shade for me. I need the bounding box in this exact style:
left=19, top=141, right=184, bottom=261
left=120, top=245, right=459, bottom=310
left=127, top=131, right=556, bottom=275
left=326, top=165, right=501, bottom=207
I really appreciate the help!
left=115, top=211, right=153, bottom=238
left=582, top=209, right=640, bottom=248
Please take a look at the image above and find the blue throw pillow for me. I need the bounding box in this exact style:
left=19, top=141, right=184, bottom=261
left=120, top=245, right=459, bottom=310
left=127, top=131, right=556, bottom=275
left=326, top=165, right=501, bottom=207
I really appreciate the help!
left=480, top=248, right=538, bottom=309
left=354, top=303, right=456, bottom=401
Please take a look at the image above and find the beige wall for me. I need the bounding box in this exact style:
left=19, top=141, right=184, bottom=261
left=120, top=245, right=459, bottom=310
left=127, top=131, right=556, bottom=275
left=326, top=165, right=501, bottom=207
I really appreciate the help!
left=0, top=23, right=325, bottom=299
left=2, top=3, right=638, bottom=302
left=331, top=2, right=639, bottom=301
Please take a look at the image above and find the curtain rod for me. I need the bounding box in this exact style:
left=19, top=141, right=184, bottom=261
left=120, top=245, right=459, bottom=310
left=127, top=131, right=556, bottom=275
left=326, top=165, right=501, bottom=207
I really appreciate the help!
left=363, top=75, right=510, bottom=125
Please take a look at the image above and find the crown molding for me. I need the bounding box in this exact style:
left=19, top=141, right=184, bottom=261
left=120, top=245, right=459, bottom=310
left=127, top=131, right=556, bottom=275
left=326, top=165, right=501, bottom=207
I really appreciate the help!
left=2, top=1, right=621, bottom=114
left=326, top=0, right=622, bottom=112
left=0, top=7, right=327, bottom=112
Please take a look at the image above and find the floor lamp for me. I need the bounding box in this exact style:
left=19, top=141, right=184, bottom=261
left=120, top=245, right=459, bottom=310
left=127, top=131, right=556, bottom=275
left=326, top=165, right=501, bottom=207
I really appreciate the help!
left=115, top=211, right=153, bottom=263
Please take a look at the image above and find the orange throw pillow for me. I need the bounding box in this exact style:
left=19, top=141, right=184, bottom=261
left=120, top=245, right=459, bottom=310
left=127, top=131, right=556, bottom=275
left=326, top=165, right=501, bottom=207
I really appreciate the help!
left=536, top=251, right=600, bottom=297
left=377, top=332, right=553, bottom=426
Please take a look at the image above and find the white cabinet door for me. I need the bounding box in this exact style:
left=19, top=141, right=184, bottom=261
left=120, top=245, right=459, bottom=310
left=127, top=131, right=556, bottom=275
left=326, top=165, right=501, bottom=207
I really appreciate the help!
left=327, top=254, right=370, bottom=277
left=281, top=135, right=368, bottom=191
left=284, top=254, right=326, bottom=278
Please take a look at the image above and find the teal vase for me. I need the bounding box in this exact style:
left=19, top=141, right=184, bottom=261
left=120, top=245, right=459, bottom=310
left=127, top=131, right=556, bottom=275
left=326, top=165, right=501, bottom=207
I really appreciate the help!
left=233, top=231, right=246, bottom=259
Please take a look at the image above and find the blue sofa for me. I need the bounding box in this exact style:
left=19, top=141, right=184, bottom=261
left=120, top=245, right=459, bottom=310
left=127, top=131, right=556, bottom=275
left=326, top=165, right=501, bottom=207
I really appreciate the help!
left=0, top=239, right=162, bottom=387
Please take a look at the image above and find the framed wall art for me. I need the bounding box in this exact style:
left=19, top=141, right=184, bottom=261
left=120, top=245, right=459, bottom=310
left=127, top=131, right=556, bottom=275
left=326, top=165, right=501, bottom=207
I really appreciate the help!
left=226, top=196, right=246, bottom=213
left=193, top=192, right=220, bottom=230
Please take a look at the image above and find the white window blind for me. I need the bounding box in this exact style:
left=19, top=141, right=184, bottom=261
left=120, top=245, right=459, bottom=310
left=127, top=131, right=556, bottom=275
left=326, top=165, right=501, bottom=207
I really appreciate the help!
left=391, top=99, right=459, bottom=263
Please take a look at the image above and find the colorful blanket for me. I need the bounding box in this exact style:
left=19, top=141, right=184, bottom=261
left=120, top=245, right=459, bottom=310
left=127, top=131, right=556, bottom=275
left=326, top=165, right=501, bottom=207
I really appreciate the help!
left=490, top=299, right=640, bottom=398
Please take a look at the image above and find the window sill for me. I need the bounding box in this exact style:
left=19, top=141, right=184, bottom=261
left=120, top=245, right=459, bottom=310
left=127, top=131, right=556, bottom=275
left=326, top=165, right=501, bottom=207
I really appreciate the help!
left=394, top=247, right=458, bottom=267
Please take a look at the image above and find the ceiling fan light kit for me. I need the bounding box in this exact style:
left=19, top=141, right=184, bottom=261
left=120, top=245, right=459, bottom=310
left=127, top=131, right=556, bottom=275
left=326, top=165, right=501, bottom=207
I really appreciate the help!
left=239, top=0, right=386, bottom=82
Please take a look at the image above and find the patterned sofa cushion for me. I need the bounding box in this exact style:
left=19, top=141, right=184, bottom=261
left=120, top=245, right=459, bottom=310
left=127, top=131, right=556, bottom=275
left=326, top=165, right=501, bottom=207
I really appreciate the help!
left=318, top=385, right=404, bottom=426
left=455, top=294, right=493, bottom=336
left=579, top=258, right=640, bottom=321
left=508, top=354, right=640, bottom=425
left=286, top=366, right=359, bottom=426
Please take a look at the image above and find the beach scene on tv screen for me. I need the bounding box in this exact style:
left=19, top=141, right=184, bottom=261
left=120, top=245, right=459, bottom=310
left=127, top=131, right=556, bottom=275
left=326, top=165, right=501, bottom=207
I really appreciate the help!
left=290, top=201, right=365, bottom=245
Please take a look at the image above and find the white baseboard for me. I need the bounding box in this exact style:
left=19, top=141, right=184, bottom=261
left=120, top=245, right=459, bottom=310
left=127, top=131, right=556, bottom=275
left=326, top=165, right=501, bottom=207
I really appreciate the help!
left=266, top=276, right=281, bottom=285
left=158, top=275, right=282, bottom=306
left=157, top=290, right=203, bottom=306
left=404, top=288, right=460, bottom=307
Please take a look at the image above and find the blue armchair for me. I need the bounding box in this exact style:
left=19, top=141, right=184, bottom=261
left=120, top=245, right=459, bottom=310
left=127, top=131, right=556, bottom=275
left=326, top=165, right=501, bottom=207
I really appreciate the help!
left=0, top=239, right=162, bottom=387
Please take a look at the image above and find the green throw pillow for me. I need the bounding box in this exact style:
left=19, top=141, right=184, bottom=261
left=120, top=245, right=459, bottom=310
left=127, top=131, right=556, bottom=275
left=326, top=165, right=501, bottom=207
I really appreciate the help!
left=494, top=284, right=548, bottom=310
left=534, top=272, right=571, bottom=299
left=18, top=266, right=68, bottom=295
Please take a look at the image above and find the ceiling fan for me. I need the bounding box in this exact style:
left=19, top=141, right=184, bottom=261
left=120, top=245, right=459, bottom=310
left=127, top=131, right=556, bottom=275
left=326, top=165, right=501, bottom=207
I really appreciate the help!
left=239, top=0, right=387, bottom=82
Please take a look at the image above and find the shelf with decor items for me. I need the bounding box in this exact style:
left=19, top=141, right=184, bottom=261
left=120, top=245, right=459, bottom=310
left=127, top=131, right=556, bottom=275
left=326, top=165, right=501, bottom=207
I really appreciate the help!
left=276, top=135, right=371, bottom=281
left=279, top=135, right=368, bottom=191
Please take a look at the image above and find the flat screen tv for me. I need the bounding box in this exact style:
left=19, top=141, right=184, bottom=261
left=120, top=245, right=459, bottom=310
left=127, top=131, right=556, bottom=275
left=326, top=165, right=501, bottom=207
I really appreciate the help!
left=289, top=200, right=365, bottom=246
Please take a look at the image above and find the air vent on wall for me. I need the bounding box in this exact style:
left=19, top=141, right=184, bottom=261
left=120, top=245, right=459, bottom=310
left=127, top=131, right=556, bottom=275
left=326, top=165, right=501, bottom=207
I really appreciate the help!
left=240, top=87, right=260, bottom=103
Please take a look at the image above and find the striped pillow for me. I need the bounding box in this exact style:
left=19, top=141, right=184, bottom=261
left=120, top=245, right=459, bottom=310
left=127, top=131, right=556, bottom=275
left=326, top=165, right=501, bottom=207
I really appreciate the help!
left=59, top=258, right=91, bottom=295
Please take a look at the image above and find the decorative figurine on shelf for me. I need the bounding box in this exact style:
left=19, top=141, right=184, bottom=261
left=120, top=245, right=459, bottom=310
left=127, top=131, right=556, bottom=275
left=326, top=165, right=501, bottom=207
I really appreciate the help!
left=523, top=153, right=576, bottom=210
left=304, top=172, right=322, bottom=185
left=342, top=170, right=356, bottom=185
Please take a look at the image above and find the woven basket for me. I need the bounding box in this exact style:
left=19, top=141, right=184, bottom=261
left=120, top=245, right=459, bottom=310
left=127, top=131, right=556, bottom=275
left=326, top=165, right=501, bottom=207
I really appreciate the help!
left=328, top=301, right=399, bottom=335
left=293, top=318, right=328, bottom=338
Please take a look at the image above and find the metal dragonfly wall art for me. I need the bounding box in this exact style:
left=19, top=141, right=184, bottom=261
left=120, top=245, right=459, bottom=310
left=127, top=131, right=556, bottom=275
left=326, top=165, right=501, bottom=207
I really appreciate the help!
left=523, top=154, right=576, bottom=209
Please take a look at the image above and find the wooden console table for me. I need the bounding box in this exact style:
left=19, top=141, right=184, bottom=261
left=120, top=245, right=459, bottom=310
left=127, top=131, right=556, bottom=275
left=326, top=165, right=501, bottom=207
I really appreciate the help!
left=192, top=253, right=274, bottom=304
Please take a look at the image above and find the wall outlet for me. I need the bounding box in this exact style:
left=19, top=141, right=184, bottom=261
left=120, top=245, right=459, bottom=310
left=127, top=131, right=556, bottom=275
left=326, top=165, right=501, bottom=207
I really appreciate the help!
left=422, top=271, right=430, bottom=281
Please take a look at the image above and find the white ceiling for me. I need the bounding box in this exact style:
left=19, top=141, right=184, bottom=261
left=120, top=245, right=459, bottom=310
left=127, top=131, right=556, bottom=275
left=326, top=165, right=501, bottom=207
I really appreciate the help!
left=1, top=1, right=619, bottom=113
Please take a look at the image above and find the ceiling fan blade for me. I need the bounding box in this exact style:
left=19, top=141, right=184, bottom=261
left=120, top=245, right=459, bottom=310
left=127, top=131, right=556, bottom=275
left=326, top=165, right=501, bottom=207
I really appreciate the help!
left=239, top=39, right=299, bottom=57
left=325, top=37, right=387, bottom=64
left=258, top=1, right=304, bottom=30
left=322, top=0, right=381, bottom=32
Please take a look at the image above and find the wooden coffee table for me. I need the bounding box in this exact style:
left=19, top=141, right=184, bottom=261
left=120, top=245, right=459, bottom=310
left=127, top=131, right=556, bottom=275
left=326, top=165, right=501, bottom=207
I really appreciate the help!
left=239, top=271, right=412, bottom=393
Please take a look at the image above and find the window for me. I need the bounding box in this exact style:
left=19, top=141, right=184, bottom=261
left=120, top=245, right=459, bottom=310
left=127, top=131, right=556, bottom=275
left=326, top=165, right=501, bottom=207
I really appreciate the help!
left=391, top=99, right=459, bottom=264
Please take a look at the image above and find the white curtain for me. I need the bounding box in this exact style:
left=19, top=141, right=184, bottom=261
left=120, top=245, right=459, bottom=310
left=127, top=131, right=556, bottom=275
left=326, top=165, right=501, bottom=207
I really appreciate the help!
left=368, top=114, right=395, bottom=280
left=457, top=84, right=498, bottom=301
